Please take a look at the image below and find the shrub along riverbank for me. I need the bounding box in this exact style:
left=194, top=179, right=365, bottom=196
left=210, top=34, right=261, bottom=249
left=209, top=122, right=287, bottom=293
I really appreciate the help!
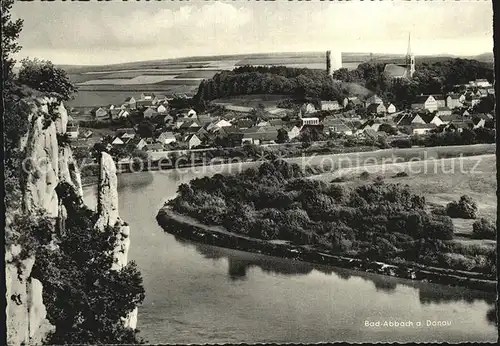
left=157, top=159, right=496, bottom=291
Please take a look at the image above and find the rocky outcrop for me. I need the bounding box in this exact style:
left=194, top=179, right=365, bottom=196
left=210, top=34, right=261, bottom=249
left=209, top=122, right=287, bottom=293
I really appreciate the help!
left=5, top=97, right=78, bottom=346
left=6, top=97, right=138, bottom=345
left=94, top=152, right=138, bottom=329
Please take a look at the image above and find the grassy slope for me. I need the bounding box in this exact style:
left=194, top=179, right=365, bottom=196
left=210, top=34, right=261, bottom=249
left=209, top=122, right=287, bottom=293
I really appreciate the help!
left=311, top=154, right=497, bottom=243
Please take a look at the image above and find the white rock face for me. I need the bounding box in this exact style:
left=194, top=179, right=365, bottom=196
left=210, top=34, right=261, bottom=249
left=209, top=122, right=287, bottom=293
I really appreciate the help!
left=6, top=98, right=70, bottom=346
left=94, top=152, right=138, bottom=329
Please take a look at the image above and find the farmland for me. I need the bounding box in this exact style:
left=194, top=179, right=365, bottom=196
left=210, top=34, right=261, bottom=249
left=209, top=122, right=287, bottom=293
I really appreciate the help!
left=64, top=51, right=494, bottom=107
left=310, top=153, right=497, bottom=229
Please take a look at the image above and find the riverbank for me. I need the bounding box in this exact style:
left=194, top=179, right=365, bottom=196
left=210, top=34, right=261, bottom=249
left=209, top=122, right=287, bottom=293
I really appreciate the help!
left=156, top=207, right=496, bottom=292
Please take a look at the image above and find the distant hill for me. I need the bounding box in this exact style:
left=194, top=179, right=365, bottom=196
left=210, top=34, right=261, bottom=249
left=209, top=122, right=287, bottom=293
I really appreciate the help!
left=57, top=51, right=494, bottom=73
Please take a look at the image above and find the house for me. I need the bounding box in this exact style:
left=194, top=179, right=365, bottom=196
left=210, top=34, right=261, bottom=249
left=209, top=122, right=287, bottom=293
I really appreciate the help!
left=299, top=103, right=317, bottom=117
left=185, top=134, right=202, bottom=149
left=478, top=89, right=488, bottom=98
left=127, top=138, right=147, bottom=151
left=438, top=114, right=457, bottom=124
left=111, top=137, right=125, bottom=146
left=286, top=125, right=301, bottom=140
left=67, top=123, right=79, bottom=139
left=269, top=119, right=284, bottom=127
left=421, top=114, right=444, bottom=127
left=140, top=92, right=155, bottom=101
left=157, top=104, right=168, bottom=114
left=117, top=109, right=130, bottom=118
left=472, top=117, right=486, bottom=129
left=179, top=120, right=202, bottom=133
left=445, top=95, right=463, bottom=109
left=81, top=130, right=93, bottom=139
left=213, top=119, right=232, bottom=129
left=348, top=97, right=363, bottom=108
left=365, top=95, right=383, bottom=107
left=301, top=117, right=320, bottom=126
left=110, top=108, right=121, bottom=119
left=256, top=120, right=269, bottom=127
left=143, top=108, right=158, bottom=119
left=216, top=126, right=244, bottom=147
left=411, top=123, right=437, bottom=135
left=157, top=131, right=176, bottom=145
left=460, top=109, right=470, bottom=117
left=487, top=88, right=495, bottom=95
left=386, top=103, right=396, bottom=114
left=91, top=107, right=109, bottom=119
left=323, top=118, right=353, bottom=136
left=367, top=103, right=386, bottom=115
left=124, top=97, right=136, bottom=109
left=475, top=79, right=492, bottom=88
left=162, top=114, right=174, bottom=124
left=145, top=142, right=164, bottom=152
left=197, top=114, right=212, bottom=126
left=235, top=119, right=254, bottom=129
left=358, top=120, right=382, bottom=133
left=116, top=128, right=136, bottom=139
left=395, top=113, right=426, bottom=126
left=446, top=120, right=474, bottom=133
left=433, top=95, right=446, bottom=108
left=471, top=97, right=481, bottom=107
left=187, top=109, right=197, bottom=118
left=320, top=100, right=341, bottom=111
left=241, top=128, right=278, bottom=145
left=411, top=95, right=438, bottom=112
left=436, top=107, right=452, bottom=116
left=458, top=94, right=467, bottom=104
left=154, top=94, right=168, bottom=105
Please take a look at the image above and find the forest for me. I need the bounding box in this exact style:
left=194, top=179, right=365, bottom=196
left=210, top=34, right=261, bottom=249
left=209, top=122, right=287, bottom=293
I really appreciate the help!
left=193, top=65, right=347, bottom=107
left=168, top=160, right=495, bottom=277
left=332, top=58, right=494, bottom=108
left=193, top=59, right=494, bottom=111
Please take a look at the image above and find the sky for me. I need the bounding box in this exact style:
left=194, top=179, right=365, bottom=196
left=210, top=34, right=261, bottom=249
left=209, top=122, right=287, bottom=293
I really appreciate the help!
left=11, top=0, right=494, bottom=66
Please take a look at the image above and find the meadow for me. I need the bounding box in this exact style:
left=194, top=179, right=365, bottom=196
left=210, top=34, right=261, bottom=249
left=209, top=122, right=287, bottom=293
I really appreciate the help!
left=311, top=153, right=497, bottom=235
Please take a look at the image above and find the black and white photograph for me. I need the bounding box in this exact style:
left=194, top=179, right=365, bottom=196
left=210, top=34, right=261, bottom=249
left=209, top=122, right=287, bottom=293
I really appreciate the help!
left=3, top=0, right=498, bottom=344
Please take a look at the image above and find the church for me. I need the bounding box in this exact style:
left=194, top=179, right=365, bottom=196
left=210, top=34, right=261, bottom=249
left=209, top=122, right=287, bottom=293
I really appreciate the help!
left=383, top=34, right=415, bottom=80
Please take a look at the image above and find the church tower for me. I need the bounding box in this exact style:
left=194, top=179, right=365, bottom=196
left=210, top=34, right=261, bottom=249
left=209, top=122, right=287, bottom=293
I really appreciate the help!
left=405, top=33, right=415, bottom=78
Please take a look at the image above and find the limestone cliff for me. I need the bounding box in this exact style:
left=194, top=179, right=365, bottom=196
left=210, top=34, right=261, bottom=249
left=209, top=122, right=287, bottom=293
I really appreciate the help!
left=94, top=152, right=138, bottom=328
left=6, top=97, right=137, bottom=345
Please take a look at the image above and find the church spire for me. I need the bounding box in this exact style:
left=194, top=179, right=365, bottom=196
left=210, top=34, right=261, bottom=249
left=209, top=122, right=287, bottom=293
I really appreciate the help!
left=407, top=32, right=412, bottom=56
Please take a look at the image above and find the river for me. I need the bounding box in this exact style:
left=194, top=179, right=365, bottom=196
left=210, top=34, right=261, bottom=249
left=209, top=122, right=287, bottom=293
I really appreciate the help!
left=82, top=161, right=497, bottom=344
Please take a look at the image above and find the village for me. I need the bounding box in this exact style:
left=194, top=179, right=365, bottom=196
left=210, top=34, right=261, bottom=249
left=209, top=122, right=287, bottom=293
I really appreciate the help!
left=65, top=76, right=494, bottom=167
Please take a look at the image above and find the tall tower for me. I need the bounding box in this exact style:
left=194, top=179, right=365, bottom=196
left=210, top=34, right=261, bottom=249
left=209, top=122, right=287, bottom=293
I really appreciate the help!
left=326, top=50, right=332, bottom=76
left=405, top=33, right=415, bottom=78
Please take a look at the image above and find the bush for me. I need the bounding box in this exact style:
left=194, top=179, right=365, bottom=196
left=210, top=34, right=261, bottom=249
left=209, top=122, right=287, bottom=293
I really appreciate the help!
left=472, top=218, right=496, bottom=240
left=393, top=171, right=409, bottom=178
left=359, top=171, right=370, bottom=180
left=446, top=195, right=478, bottom=219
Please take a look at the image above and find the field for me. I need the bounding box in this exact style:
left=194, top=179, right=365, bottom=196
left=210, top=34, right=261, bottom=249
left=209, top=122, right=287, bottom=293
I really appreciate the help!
left=64, top=51, right=493, bottom=107
left=310, top=153, right=497, bottom=239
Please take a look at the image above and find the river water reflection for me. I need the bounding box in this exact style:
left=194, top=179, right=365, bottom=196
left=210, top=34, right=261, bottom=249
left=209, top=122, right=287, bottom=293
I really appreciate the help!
left=83, top=165, right=497, bottom=344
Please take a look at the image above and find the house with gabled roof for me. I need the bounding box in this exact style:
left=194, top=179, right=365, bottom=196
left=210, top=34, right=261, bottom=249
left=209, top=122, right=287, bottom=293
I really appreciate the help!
left=367, top=103, right=386, bottom=115
left=411, top=123, right=437, bottom=135
left=154, top=94, right=168, bottom=105
left=157, top=131, right=176, bottom=145
left=91, top=107, right=109, bottom=119
left=185, top=134, right=202, bottom=149
left=446, top=94, right=463, bottom=109
left=320, top=100, right=341, bottom=111
left=124, top=97, right=136, bottom=109
left=157, top=104, right=168, bottom=114
left=144, top=108, right=158, bottom=119
left=117, top=109, right=130, bottom=118
left=140, top=92, right=155, bottom=101
left=385, top=103, right=396, bottom=114
left=411, top=95, right=438, bottom=112
left=436, top=107, right=452, bottom=117
left=116, top=128, right=136, bottom=139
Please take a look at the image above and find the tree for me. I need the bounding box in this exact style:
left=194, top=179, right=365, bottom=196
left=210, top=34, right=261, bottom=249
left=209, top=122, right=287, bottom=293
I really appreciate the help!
left=1, top=0, right=23, bottom=86
left=446, top=195, right=478, bottom=219
left=17, top=58, right=77, bottom=100
left=137, top=121, right=154, bottom=138
left=276, top=128, right=289, bottom=143
left=472, top=218, right=496, bottom=240
left=378, top=123, right=398, bottom=135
